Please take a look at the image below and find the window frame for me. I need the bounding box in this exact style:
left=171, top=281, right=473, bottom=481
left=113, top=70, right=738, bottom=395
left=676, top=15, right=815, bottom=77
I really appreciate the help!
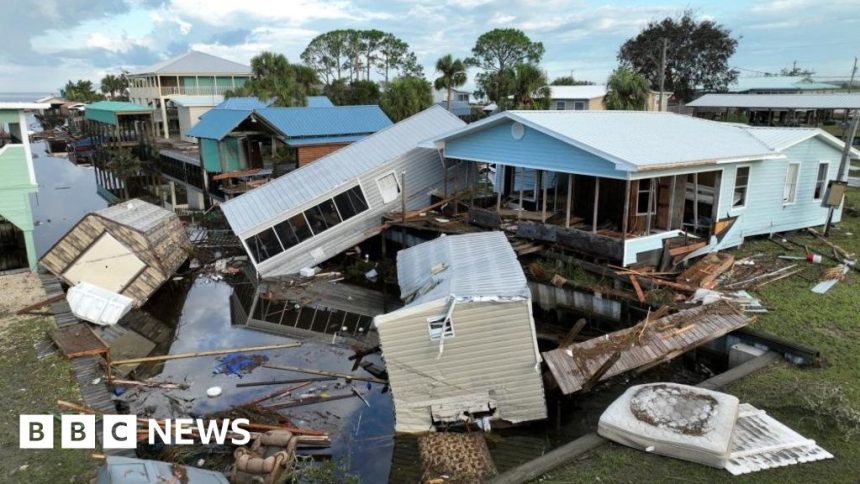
left=427, top=315, right=455, bottom=341
left=555, top=101, right=566, bottom=110
left=783, top=162, right=800, bottom=205
left=376, top=171, right=401, bottom=204
left=635, top=178, right=657, bottom=216
left=573, top=101, right=586, bottom=110
left=732, top=165, right=751, bottom=209
left=813, top=162, right=829, bottom=201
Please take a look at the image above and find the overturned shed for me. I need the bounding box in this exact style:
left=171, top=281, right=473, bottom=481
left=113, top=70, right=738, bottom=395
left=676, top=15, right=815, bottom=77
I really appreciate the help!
left=220, top=105, right=468, bottom=278
left=374, top=232, right=546, bottom=432
left=40, top=200, right=190, bottom=307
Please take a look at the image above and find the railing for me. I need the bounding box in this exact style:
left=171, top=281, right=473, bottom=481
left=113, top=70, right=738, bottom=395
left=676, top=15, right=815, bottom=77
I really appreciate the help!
left=129, top=85, right=237, bottom=98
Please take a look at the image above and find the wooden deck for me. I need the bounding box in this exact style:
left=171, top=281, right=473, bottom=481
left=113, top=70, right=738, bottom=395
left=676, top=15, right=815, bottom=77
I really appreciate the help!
left=543, top=301, right=753, bottom=395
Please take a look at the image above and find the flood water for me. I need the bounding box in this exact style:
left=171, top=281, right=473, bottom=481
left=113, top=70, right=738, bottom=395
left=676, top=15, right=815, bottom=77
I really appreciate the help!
left=24, top=117, right=719, bottom=482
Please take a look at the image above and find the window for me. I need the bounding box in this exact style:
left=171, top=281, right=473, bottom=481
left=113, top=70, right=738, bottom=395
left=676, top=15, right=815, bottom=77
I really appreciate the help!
left=245, top=228, right=282, bottom=264
left=273, top=213, right=312, bottom=250
left=733, top=166, right=750, bottom=208
left=428, top=315, right=454, bottom=341
left=783, top=163, right=800, bottom=204
left=636, top=179, right=657, bottom=215
left=377, top=173, right=400, bottom=204
left=814, top=163, right=829, bottom=200
left=573, top=101, right=586, bottom=110
left=304, top=204, right=332, bottom=233
left=334, top=185, right=369, bottom=220
left=457, top=93, right=469, bottom=102
left=555, top=101, right=566, bottom=110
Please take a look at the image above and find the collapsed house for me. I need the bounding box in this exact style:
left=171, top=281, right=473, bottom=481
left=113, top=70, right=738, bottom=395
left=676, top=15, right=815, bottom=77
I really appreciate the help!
left=423, top=111, right=859, bottom=267
left=220, top=105, right=467, bottom=278
left=40, top=199, right=190, bottom=307
left=374, top=232, right=546, bottom=432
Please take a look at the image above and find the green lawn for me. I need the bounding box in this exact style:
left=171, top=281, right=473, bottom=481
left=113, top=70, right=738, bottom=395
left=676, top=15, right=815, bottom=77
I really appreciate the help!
left=539, top=189, right=860, bottom=483
left=0, top=317, right=100, bottom=483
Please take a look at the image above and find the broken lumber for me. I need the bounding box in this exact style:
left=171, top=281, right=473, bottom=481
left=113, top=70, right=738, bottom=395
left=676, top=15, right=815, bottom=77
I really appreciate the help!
left=580, top=351, right=622, bottom=392
left=264, top=393, right=357, bottom=410
left=629, top=275, right=646, bottom=303
left=109, top=379, right=188, bottom=390
left=15, top=293, right=66, bottom=315
left=242, top=382, right=311, bottom=406
left=262, top=363, right=388, bottom=384
left=723, top=265, right=799, bottom=289
left=109, top=342, right=302, bottom=366
left=558, top=319, right=587, bottom=349
left=235, top=377, right=335, bottom=388
left=807, top=228, right=855, bottom=259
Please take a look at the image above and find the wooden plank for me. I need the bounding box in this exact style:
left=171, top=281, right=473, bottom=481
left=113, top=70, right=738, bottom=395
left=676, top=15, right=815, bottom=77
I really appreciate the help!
left=629, top=275, right=646, bottom=303
left=50, top=324, right=109, bottom=358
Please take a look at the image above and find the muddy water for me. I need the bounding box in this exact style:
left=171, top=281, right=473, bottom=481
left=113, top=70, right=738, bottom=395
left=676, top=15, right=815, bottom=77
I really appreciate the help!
left=135, top=275, right=395, bottom=482
left=29, top=139, right=107, bottom=256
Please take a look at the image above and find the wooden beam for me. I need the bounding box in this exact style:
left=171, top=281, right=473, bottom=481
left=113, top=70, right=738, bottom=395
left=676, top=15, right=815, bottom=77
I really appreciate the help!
left=621, top=179, right=630, bottom=240
left=629, top=275, right=646, bottom=303
left=263, top=363, right=387, bottom=384
left=518, top=167, right=525, bottom=220
left=541, top=170, right=548, bottom=223
left=592, top=177, right=600, bottom=233
left=565, top=174, right=573, bottom=228
left=645, top=178, right=654, bottom=234
left=558, top=318, right=587, bottom=349
left=668, top=175, right=677, bottom=230
left=109, top=342, right=302, bottom=366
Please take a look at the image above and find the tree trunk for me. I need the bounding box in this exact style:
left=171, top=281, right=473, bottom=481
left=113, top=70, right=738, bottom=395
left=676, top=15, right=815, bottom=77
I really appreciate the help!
left=447, top=86, right=453, bottom=112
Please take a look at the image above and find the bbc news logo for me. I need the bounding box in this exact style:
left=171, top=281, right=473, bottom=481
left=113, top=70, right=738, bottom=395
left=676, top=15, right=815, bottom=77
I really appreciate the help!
left=20, top=415, right=251, bottom=449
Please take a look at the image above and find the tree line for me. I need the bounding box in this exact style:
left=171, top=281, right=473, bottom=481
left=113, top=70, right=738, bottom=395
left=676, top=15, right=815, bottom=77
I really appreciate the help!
left=62, top=11, right=775, bottom=119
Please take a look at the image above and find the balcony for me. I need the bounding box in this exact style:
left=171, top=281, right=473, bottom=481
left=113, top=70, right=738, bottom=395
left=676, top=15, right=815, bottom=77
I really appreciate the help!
left=129, top=85, right=237, bottom=99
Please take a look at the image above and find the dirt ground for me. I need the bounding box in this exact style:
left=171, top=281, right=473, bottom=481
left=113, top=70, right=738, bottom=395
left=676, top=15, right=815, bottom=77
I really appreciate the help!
left=0, top=272, right=46, bottom=331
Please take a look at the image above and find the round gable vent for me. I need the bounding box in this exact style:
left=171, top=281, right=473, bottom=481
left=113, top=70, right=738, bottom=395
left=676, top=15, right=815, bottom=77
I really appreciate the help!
left=511, top=122, right=525, bottom=140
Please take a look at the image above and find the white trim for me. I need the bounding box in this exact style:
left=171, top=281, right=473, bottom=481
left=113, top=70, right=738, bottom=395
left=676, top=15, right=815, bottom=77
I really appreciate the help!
left=782, top=162, right=801, bottom=205
left=732, top=165, right=752, bottom=209
left=16, top=111, right=37, bottom=185
left=813, top=161, right=830, bottom=201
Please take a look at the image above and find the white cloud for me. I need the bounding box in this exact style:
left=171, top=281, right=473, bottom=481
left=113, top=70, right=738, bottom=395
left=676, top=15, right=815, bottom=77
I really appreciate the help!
left=166, top=0, right=388, bottom=26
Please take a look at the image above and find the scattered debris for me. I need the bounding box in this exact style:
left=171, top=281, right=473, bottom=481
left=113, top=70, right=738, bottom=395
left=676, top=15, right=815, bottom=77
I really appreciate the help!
left=213, top=353, right=269, bottom=378
left=678, top=253, right=735, bottom=289
left=812, top=264, right=850, bottom=294
left=418, top=433, right=497, bottom=482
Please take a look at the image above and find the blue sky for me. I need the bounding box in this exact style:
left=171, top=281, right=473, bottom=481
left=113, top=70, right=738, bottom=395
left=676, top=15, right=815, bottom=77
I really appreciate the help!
left=1, top=0, right=858, bottom=93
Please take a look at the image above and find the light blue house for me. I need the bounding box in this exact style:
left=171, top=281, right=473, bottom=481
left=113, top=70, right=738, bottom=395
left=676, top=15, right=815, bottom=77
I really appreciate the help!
left=425, top=111, right=858, bottom=267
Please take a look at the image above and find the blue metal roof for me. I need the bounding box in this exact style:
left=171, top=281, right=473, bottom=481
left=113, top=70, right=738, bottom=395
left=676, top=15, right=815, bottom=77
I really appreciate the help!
left=256, top=105, right=391, bottom=138
left=186, top=109, right=252, bottom=140
left=214, top=97, right=272, bottom=110
left=434, top=101, right=472, bottom=117
left=284, top=134, right=367, bottom=146
left=306, top=96, right=335, bottom=108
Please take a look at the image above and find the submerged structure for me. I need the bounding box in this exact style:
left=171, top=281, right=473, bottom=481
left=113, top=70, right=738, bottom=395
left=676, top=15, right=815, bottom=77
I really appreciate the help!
left=220, top=105, right=467, bottom=278
left=374, top=231, right=546, bottom=432
left=0, top=101, right=48, bottom=272
left=40, top=199, right=190, bottom=306
left=424, top=110, right=858, bottom=267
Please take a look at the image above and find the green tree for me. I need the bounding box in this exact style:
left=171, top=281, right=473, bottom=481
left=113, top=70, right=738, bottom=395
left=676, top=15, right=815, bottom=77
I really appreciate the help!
left=618, top=10, right=738, bottom=102
left=434, top=54, right=468, bottom=112
left=550, top=75, right=594, bottom=86
left=467, top=28, right=544, bottom=106
left=377, top=34, right=409, bottom=84
left=61, top=80, right=103, bottom=103
left=603, top=66, right=649, bottom=110
left=302, top=30, right=421, bottom=85
left=510, top=64, right=551, bottom=109
left=100, top=74, right=129, bottom=100
left=225, top=51, right=319, bottom=106
left=380, top=76, right=432, bottom=122
left=347, top=80, right=381, bottom=105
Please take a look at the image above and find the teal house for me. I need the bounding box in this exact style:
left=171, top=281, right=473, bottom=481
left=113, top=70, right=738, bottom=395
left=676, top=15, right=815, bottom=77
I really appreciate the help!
left=425, top=111, right=859, bottom=267
left=0, top=102, right=49, bottom=272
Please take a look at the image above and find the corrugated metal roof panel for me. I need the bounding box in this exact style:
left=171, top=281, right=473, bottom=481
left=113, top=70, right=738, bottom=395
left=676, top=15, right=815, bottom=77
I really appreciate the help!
left=740, top=127, right=820, bottom=150
left=85, top=101, right=153, bottom=113
left=186, top=109, right=251, bottom=140
left=396, top=232, right=530, bottom=306
left=728, top=76, right=837, bottom=92
left=96, top=199, right=175, bottom=233
left=549, top=85, right=608, bottom=99
left=129, top=51, right=251, bottom=75
left=306, top=96, right=335, bottom=107
left=435, top=111, right=780, bottom=170
left=214, top=97, right=272, bottom=110
left=67, top=282, right=134, bottom=326
left=256, top=105, right=391, bottom=138
left=284, top=134, right=367, bottom=146
left=220, top=105, right=464, bottom=236
left=688, top=93, right=860, bottom=109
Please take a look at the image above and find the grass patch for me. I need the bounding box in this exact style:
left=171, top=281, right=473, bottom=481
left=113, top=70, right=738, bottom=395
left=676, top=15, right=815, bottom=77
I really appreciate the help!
left=0, top=316, right=100, bottom=483
left=537, top=189, right=860, bottom=483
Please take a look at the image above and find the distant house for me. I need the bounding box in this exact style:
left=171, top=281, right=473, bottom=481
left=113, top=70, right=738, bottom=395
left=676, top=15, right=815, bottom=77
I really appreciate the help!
left=374, top=231, right=546, bottom=432
left=40, top=199, right=190, bottom=307
left=167, top=95, right=223, bottom=143
left=725, top=76, right=838, bottom=94
left=424, top=110, right=859, bottom=267
left=219, top=105, right=466, bottom=278
left=549, top=85, right=670, bottom=112
left=687, top=93, right=860, bottom=127
left=127, top=51, right=253, bottom=139
left=0, top=101, right=49, bottom=272
left=432, top=88, right=474, bottom=118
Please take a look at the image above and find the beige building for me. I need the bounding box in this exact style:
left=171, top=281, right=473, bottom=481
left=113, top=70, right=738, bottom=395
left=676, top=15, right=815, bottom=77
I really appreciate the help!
left=127, top=51, right=252, bottom=139
left=374, top=232, right=546, bottom=433
left=549, top=85, right=670, bottom=111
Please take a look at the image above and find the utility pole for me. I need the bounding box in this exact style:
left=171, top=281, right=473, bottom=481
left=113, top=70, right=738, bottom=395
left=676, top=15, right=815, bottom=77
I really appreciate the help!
left=658, top=38, right=667, bottom=112
left=849, top=57, right=858, bottom=94
left=823, top=112, right=859, bottom=236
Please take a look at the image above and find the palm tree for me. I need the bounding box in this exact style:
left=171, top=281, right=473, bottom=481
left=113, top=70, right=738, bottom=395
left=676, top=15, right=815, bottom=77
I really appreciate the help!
left=604, top=66, right=649, bottom=110
left=511, top=63, right=550, bottom=110
left=434, top=54, right=467, bottom=112
left=105, top=149, right=142, bottom=200
left=100, top=74, right=128, bottom=100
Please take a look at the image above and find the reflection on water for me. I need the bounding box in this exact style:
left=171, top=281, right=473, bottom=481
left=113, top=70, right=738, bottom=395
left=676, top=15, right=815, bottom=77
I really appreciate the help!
left=29, top=139, right=106, bottom=256
left=139, top=275, right=396, bottom=482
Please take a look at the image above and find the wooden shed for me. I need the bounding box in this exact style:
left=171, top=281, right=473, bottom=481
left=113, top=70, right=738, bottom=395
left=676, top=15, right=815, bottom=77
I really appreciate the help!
left=40, top=199, right=190, bottom=307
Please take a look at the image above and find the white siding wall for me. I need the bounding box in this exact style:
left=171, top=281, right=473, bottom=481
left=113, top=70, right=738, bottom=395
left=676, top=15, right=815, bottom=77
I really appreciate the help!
left=375, top=299, right=546, bottom=433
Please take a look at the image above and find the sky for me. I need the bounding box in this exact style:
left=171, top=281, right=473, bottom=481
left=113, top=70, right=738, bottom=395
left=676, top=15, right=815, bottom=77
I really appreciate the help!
left=1, top=0, right=858, bottom=93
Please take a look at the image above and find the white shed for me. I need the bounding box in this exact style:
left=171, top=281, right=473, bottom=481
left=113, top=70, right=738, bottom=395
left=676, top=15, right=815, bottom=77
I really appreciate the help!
left=374, top=232, right=546, bottom=433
